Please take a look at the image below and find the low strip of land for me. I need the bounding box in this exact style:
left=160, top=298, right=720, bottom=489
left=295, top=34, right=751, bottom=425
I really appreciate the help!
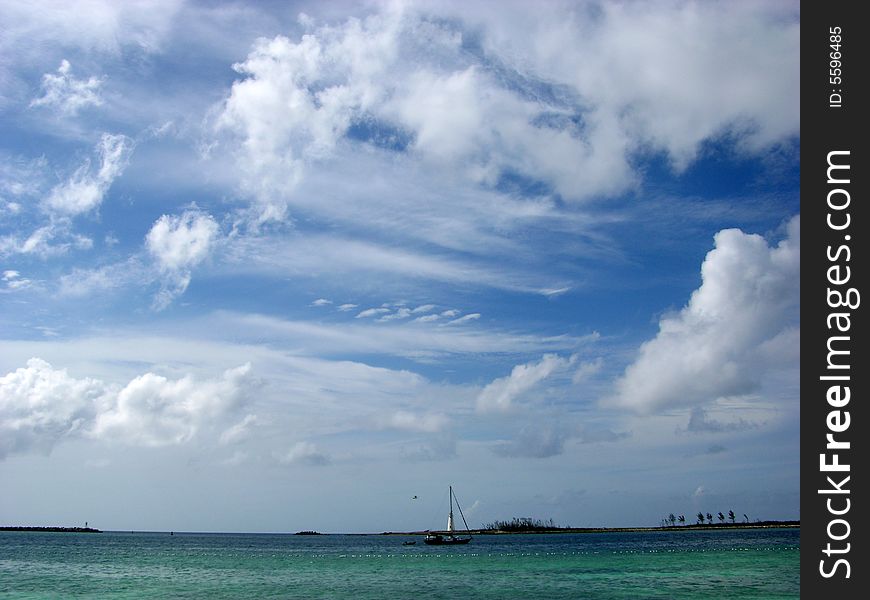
left=1, top=526, right=102, bottom=533
left=380, top=521, right=799, bottom=536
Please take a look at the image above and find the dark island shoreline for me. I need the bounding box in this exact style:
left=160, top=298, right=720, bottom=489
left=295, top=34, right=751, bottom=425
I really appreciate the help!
left=377, top=521, right=799, bottom=536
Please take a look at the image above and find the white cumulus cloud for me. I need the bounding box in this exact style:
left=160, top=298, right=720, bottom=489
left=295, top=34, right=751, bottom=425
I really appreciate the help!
left=146, top=210, right=220, bottom=309
left=147, top=210, right=219, bottom=271
left=0, top=358, right=105, bottom=458
left=477, top=353, right=573, bottom=413
left=608, top=215, right=800, bottom=414
left=214, top=2, right=798, bottom=225
left=30, top=60, right=104, bottom=115
left=0, top=358, right=252, bottom=458
left=275, top=441, right=330, bottom=466
left=94, top=363, right=251, bottom=446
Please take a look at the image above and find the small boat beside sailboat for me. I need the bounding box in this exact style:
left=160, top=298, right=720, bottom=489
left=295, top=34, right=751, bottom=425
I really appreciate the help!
left=424, top=486, right=472, bottom=545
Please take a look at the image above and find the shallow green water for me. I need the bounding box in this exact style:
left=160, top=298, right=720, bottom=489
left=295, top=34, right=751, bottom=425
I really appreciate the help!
left=0, top=528, right=798, bottom=598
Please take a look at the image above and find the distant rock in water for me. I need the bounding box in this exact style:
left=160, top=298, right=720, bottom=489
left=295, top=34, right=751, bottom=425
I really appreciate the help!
left=1, top=526, right=102, bottom=533
left=294, top=530, right=322, bottom=535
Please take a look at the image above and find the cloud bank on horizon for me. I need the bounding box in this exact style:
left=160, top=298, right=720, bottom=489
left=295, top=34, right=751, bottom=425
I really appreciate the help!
left=0, top=0, right=799, bottom=532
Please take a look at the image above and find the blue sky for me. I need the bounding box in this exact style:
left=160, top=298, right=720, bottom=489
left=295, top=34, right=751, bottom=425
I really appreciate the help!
left=0, top=0, right=799, bottom=533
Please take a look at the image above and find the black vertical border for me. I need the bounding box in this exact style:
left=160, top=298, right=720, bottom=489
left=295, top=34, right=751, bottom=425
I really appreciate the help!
left=802, top=2, right=866, bottom=596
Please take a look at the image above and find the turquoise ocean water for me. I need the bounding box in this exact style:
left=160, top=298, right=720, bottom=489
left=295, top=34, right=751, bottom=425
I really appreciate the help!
left=1, top=528, right=798, bottom=598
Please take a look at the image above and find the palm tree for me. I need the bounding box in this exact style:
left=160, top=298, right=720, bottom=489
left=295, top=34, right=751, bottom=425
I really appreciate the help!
left=697, top=512, right=705, bottom=525
left=728, top=510, right=736, bottom=524
left=743, top=514, right=749, bottom=523
left=668, top=513, right=676, bottom=527
left=678, top=515, right=685, bottom=526
left=706, top=512, right=713, bottom=525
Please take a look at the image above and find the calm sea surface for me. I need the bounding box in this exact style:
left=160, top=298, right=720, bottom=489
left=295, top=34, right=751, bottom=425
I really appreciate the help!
left=0, top=528, right=798, bottom=599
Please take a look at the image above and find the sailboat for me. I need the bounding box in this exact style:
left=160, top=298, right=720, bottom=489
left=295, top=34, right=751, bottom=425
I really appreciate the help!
left=424, top=486, right=472, bottom=545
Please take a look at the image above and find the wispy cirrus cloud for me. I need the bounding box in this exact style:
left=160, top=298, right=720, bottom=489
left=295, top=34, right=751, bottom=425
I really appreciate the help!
left=207, top=311, right=597, bottom=361
left=0, top=223, right=93, bottom=258
left=2, top=270, right=31, bottom=291
left=447, top=313, right=480, bottom=326
left=0, top=0, right=182, bottom=110
left=58, top=258, right=146, bottom=298
left=0, top=135, right=132, bottom=258
left=378, top=308, right=413, bottom=322
left=44, top=133, right=132, bottom=216
left=356, top=307, right=390, bottom=319
left=219, top=414, right=258, bottom=446
left=382, top=410, right=448, bottom=433
left=224, top=232, right=571, bottom=297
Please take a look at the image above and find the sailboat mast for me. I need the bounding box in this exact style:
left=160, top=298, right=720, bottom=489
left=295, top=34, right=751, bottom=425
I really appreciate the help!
left=447, top=485, right=455, bottom=532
